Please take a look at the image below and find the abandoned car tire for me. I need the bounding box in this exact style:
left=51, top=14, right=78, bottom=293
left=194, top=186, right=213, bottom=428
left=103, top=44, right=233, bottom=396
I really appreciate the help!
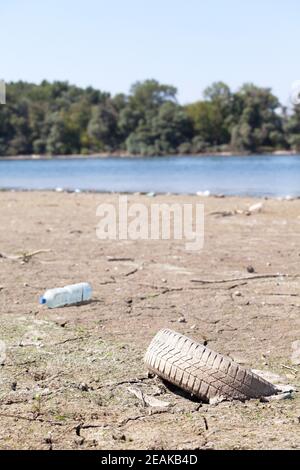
left=144, top=329, right=277, bottom=402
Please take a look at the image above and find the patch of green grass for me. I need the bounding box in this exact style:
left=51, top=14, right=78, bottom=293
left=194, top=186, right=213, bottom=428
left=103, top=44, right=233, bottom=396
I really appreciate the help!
left=54, top=415, right=68, bottom=422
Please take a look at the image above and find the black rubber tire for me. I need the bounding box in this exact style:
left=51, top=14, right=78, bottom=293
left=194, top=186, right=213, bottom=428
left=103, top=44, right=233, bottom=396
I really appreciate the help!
left=144, top=329, right=278, bottom=402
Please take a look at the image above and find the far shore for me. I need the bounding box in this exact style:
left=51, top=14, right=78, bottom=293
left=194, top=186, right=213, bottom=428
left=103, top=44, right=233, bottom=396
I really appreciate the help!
left=0, top=149, right=298, bottom=161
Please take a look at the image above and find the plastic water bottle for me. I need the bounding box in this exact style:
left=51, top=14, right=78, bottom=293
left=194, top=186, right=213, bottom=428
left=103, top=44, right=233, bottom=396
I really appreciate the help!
left=39, top=282, right=92, bottom=308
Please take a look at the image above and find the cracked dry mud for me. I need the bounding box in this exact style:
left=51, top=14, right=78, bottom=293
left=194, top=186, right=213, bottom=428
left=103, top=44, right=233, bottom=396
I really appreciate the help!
left=0, top=191, right=299, bottom=450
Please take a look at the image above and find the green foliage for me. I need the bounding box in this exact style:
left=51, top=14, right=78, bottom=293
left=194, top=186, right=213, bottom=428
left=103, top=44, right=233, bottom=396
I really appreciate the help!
left=0, top=79, right=295, bottom=157
left=87, top=103, right=119, bottom=151
left=186, top=82, right=288, bottom=153
left=126, top=101, right=193, bottom=156
left=229, top=84, right=286, bottom=152
left=186, top=101, right=228, bottom=145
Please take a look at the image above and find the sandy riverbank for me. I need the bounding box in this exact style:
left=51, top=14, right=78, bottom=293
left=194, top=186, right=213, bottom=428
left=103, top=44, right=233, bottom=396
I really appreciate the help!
left=0, top=191, right=299, bottom=449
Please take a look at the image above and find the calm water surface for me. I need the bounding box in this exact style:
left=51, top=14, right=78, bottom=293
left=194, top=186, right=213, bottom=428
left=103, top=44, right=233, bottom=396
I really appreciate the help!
left=0, top=155, right=299, bottom=197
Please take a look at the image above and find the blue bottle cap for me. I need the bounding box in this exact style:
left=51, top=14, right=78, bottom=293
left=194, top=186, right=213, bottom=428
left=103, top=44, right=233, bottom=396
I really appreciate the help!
left=39, top=297, right=46, bottom=305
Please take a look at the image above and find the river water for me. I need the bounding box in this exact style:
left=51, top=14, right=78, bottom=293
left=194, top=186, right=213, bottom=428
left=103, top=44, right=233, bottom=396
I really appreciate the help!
left=0, top=155, right=299, bottom=197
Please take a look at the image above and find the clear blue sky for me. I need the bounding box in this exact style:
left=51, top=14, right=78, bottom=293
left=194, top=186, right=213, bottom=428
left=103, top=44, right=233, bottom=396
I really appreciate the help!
left=1, top=0, right=299, bottom=106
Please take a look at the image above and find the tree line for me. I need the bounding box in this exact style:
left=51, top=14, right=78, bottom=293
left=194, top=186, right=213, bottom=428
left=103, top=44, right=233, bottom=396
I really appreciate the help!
left=0, top=79, right=299, bottom=157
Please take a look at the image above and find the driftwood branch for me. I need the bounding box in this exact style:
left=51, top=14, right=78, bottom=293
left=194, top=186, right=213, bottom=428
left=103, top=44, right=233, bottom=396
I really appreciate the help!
left=107, top=257, right=135, bottom=262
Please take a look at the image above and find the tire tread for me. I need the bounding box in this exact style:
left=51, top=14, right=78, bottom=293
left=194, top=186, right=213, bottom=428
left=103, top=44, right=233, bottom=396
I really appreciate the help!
left=144, top=329, right=277, bottom=402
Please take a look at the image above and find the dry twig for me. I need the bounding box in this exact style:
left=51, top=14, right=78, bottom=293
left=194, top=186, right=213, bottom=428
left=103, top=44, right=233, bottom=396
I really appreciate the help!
left=191, top=274, right=297, bottom=284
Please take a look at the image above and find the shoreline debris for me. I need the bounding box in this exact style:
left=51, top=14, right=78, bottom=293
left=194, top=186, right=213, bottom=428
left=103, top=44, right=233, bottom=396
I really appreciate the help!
left=144, top=329, right=278, bottom=403
left=40, top=282, right=92, bottom=308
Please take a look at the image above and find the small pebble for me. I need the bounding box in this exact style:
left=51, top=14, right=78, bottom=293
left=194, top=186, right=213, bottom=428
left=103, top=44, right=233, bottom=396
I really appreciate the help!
left=233, top=291, right=242, bottom=297
left=11, top=381, right=17, bottom=391
left=178, top=317, right=186, bottom=323
left=112, top=433, right=126, bottom=441
left=79, top=382, right=89, bottom=392
left=74, top=437, right=85, bottom=445
left=44, top=433, right=52, bottom=445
